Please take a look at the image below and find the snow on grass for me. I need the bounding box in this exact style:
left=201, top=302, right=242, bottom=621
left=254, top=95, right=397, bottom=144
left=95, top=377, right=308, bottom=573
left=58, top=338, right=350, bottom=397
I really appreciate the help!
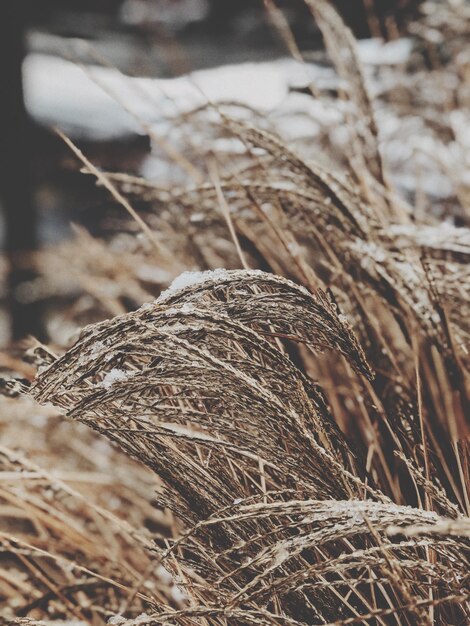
left=158, top=268, right=230, bottom=300
left=101, top=368, right=135, bottom=390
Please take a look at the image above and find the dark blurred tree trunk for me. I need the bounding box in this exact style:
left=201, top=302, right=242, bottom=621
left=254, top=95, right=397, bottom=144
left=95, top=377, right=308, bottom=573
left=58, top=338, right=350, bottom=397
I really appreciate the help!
left=0, top=2, right=43, bottom=340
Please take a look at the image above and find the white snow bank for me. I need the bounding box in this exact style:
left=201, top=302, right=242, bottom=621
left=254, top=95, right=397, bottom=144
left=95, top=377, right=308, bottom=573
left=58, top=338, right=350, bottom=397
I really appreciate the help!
left=23, top=55, right=139, bottom=140
left=24, top=43, right=412, bottom=142
left=23, top=54, right=292, bottom=140
left=23, top=38, right=412, bottom=142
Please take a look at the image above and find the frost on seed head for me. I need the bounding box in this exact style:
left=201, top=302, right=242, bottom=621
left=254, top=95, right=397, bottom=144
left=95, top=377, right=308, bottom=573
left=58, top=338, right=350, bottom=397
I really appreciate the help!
left=100, top=368, right=135, bottom=390
left=158, top=269, right=230, bottom=300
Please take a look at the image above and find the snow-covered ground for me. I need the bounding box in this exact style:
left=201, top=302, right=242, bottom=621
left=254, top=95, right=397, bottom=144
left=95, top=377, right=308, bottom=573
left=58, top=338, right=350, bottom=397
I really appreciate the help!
left=22, top=36, right=468, bottom=211
left=23, top=38, right=413, bottom=140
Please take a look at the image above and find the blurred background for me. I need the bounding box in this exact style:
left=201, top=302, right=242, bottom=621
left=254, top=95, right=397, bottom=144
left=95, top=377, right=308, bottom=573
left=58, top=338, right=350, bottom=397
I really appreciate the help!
left=0, top=0, right=428, bottom=341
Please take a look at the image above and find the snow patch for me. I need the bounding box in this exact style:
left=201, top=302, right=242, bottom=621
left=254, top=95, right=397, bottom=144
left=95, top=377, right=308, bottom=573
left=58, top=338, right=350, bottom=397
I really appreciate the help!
left=89, top=340, right=105, bottom=358
left=164, top=302, right=196, bottom=316
left=101, top=368, right=135, bottom=389
left=156, top=564, right=173, bottom=585
left=171, top=584, right=187, bottom=603
left=24, top=54, right=290, bottom=141
left=357, top=38, right=413, bottom=66
left=273, top=543, right=289, bottom=567
left=158, top=268, right=229, bottom=300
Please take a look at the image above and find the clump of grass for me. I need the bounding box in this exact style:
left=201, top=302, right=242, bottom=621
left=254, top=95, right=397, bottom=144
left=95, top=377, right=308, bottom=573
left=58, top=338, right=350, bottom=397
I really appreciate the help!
left=25, top=268, right=469, bottom=625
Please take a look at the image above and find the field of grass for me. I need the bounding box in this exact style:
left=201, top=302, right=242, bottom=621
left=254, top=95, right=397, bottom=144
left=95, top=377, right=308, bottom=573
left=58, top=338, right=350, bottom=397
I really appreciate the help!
left=1, top=1, right=469, bottom=624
